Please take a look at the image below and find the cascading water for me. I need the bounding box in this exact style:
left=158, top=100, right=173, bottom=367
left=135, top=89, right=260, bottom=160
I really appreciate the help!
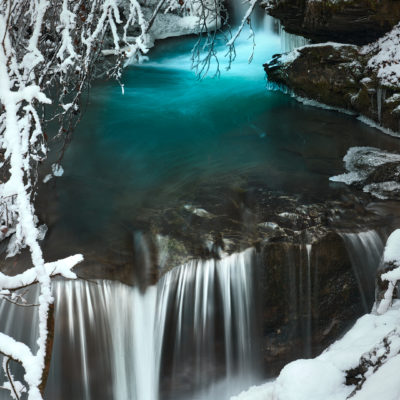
left=339, top=230, right=385, bottom=312
left=286, top=243, right=314, bottom=358
left=158, top=249, right=258, bottom=399
left=305, top=244, right=312, bottom=358
left=0, top=248, right=257, bottom=400
left=279, top=23, right=310, bottom=52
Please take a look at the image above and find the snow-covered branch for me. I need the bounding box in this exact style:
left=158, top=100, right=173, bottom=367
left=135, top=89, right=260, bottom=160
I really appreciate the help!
left=227, top=0, right=258, bottom=64
left=0, top=255, right=83, bottom=293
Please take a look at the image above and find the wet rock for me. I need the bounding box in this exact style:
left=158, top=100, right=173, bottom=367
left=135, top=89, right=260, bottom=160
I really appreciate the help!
left=261, top=0, right=400, bottom=45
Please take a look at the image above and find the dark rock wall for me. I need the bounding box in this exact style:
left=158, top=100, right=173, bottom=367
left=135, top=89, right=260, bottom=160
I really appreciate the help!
left=262, top=0, right=400, bottom=45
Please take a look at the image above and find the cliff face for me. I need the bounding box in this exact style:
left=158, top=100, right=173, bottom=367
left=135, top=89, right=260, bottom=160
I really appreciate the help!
left=262, top=0, right=400, bottom=45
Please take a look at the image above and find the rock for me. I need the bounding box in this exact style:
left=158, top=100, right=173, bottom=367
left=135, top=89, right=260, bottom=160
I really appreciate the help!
left=15, top=179, right=395, bottom=376
left=264, top=42, right=400, bottom=134
left=330, top=147, right=400, bottom=200
left=257, top=231, right=365, bottom=375
left=261, top=0, right=400, bottom=45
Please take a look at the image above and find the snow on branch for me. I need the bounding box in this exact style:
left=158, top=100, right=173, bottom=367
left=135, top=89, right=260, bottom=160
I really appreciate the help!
left=0, top=255, right=83, bottom=293
left=227, top=0, right=258, bottom=50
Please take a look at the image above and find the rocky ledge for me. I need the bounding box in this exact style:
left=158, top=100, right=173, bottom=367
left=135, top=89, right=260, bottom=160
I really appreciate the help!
left=261, top=0, right=400, bottom=45
left=264, top=23, right=400, bottom=135
left=42, top=183, right=400, bottom=374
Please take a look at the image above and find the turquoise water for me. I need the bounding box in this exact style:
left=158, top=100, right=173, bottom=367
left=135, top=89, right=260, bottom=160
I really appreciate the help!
left=45, top=20, right=400, bottom=248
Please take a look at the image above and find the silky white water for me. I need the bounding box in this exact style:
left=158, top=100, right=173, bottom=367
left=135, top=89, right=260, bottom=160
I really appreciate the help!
left=30, top=248, right=258, bottom=400
left=339, top=230, right=385, bottom=312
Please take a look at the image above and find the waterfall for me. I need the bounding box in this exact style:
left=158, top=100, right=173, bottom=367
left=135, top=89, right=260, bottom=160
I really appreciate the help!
left=158, top=249, right=257, bottom=399
left=339, top=230, right=385, bottom=312
left=279, top=23, right=310, bottom=52
left=0, top=248, right=258, bottom=400
left=376, top=87, right=386, bottom=123
left=305, top=244, right=312, bottom=358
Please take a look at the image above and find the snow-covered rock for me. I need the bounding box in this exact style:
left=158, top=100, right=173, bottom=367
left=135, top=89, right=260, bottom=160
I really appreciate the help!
left=265, top=23, right=400, bottom=134
left=231, top=300, right=400, bottom=400
left=330, top=147, right=400, bottom=200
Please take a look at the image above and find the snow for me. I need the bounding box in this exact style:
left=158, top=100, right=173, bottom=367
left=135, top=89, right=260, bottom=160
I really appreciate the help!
left=375, top=230, right=400, bottom=314
left=383, top=230, right=400, bottom=266
left=385, top=93, right=400, bottom=104
left=2, top=379, right=26, bottom=399
left=280, top=49, right=300, bottom=64
left=148, top=15, right=208, bottom=41
left=296, top=95, right=356, bottom=115
left=258, top=222, right=280, bottom=230
left=363, top=181, right=400, bottom=200
left=330, top=147, right=400, bottom=189
left=357, top=115, right=400, bottom=138
left=362, top=23, right=400, bottom=87
left=351, top=354, right=400, bottom=400
left=231, top=301, right=400, bottom=400
left=277, top=42, right=355, bottom=66
left=42, top=174, right=52, bottom=184
left=0, top=254, right=83, bottom=291
left=51, top=163, right=64, bottom=177
left=273, top=360, right=348, bottom=400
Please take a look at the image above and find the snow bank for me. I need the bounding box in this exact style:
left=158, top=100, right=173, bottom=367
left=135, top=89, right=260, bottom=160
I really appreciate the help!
left=231, top=301, right=400, bottom=400
left=376, top=229, right=400, bottom=314
left=273, top=360, right=347, bottom=400
left=351, top=354, right=400, bottom=400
